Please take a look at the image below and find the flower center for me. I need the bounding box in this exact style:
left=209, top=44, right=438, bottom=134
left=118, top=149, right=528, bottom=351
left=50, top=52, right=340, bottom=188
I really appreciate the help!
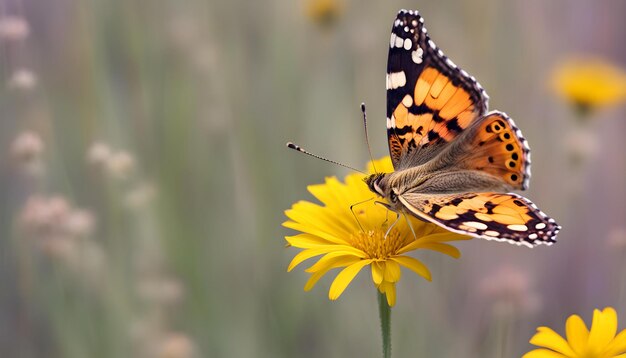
left=348, top=228, right=413, bottom=260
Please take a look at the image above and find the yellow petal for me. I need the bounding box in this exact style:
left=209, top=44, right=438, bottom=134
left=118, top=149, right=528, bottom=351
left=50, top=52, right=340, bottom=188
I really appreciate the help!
left=303, top=255, right=361, bottom=291
left=283, top=221, right=348, bottom=245
left=566, top=314, right=590, bottom=355
left=371, top=261, right=384, bottom=285
left=521, top=348, right=569, bottom=358
left=328, top=260, right=372, bottom=300
left=379, top=281, right=396, bottom=307
left=287, top=248, right=330, bottom=272
left=383, top=260, right=401, bottom=283
left=390, top=256, right=431, bottom=281
left=603, top=329, right=626, bottom=356
left=588, top=307, right=618, bottom=355
left=305, top=252, right=361, bottom=273
left=396, top=235, right=467, bottom=255
left=418, top=242, right=462, bottom=258
left=529, top=326, right=577, bottom=356
left=285, top=233, right=336, bottom=248
left=287, top=200, right=356, bottom=237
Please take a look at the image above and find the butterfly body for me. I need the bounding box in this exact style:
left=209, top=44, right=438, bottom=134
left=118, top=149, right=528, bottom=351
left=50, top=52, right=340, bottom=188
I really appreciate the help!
left=367, top=10, right=560, bottom=247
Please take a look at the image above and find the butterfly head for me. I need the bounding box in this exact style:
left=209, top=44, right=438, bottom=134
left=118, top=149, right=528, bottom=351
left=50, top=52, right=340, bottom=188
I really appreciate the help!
left=365, top=173, right=397, bottom=202
left=365, top=173, right=385, bottom=195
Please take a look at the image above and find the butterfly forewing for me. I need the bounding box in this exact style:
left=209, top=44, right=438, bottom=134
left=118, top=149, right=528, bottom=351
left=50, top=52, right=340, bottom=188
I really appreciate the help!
left=386, top=10, right=490, bottom=169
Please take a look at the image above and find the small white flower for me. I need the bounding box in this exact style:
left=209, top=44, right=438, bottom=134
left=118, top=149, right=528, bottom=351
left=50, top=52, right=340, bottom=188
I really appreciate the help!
left=0, top=16, right=29, bottom=41
left=87, top=142, right=112, bottom=165
left=478, top=266, right=541, bottom=315
left=8, top=69, right=37, bottom=90
left=11, top=131, right=43, bottom=163
left=106, top=151, right=135, bottom=179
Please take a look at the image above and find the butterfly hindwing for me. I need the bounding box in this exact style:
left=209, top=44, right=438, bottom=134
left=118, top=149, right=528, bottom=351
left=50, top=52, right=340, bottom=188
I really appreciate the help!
left=448, top=111, right=532, bottom=190
left=398, top=192, right=559, bottom=247
left=386, top=10, right=490, bottom=169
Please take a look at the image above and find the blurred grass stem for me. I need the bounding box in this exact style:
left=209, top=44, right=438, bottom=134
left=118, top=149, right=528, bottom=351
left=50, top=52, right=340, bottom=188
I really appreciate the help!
left=377, top=291, right=391, bottom=358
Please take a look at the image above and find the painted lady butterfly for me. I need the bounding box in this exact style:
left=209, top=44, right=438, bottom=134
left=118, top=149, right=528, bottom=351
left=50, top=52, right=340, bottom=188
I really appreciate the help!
left=365, top=9, right=560, bottom=247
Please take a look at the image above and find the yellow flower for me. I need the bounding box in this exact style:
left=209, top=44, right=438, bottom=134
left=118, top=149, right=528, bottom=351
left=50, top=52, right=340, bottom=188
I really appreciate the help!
left=305, top=0, right=343, bottom=28
left=523, top=307, right=626, bottom=358
left=551, top=57, right=626, bottom=114
left=284, top=157, right=470, bottom=306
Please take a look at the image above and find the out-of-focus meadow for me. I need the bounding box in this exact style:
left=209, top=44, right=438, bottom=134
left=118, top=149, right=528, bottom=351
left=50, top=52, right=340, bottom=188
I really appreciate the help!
left=2, top=0, right=626, bottom=356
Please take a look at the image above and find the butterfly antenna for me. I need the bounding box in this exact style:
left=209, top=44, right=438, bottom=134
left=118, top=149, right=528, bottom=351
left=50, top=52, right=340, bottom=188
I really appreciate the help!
left=361, top=103, right=378, bottom=173
left=286, top=142, right=366, bottom=174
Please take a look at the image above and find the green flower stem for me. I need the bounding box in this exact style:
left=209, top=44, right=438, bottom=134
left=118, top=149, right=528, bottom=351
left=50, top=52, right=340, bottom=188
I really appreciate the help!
left=378, top=291, right=391, bottom=358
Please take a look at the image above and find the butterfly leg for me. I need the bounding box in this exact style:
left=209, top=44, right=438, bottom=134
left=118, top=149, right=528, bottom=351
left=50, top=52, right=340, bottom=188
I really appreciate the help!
left=349, top=197, right=376, bottom=232
left=373, top=201, right=402, bottom=238
left=402, top=211, right=418, bottom=240
left=384, top=210, right=401, bottom=238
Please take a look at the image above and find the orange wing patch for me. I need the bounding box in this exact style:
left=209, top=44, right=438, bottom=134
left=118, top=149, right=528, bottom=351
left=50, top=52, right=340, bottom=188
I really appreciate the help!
left=398, top=192, right=559, bottom=247
left=463, top=112, right=531, bottom=190
left=389, top=67, right=483, bottom=156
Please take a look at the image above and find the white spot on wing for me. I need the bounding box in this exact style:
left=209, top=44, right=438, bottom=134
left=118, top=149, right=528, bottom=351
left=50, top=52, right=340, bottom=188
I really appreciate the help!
left=403, top=38, right=412, bottom=50
left=394, top=36, right=404, bottom=48
left=388, top=71, right=406, bottom=89
left=390, top=33, right=397, bottom=48
left=535, top=223, right=546, bottom=230
left=428, top=39, right=436, bottom=49
left=508, top=224, right=528, bottom=232
left=402, top=94, right=413, bottom=107
left=463, top=221, right=488, bottom=230
left=412, top=47, right=423, bottom=64
left=484, top=230, right=499, bottom=237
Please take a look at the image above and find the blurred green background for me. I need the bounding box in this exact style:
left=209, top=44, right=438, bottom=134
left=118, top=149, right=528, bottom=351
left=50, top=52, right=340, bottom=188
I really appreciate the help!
left=2, top=0, right=626, bottom=357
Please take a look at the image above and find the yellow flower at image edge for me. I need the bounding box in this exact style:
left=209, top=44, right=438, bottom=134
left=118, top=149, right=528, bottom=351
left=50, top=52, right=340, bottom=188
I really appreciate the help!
left=284, top=157, right=470, bottom=307
left=551, top=57, right=626, bottom=112
left=305, top=0, right=343, bottom=28
left=524, top=307, right=626, bottom=358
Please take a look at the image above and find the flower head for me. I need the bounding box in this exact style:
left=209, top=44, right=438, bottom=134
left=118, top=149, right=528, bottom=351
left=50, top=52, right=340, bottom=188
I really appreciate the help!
left=284, top=157, right=470, bottom=306
left=11, top=131, right=43, bottom=164
left=305, top=0, right=343, bottom=29
left=524, top=307, right=626, bottom=357
left=479, top=266, right=541, bottom=316
left=0, top=16, right=29, bottom=41
left=8, top=68, right=37, bottom=91
left=551, top=57, right=626, bottom=115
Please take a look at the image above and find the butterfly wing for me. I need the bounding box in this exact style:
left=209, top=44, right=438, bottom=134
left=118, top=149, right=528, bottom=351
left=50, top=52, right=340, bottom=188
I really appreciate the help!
left=435, top=111, right=531, bottom=190
left=398, top=192, right=559, bottom=247
left=387, top=9, right=489, bottom=169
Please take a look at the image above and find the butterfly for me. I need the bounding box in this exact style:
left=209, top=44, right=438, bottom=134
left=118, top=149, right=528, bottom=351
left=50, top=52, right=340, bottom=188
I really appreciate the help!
left=365, top=9, right=560, bottom=247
